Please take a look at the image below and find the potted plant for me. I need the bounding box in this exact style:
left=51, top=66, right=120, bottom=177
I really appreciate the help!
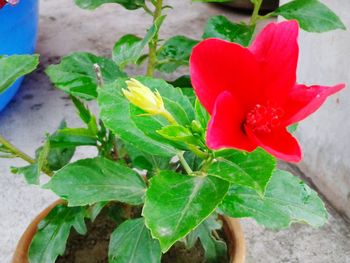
left=0, top=0, right=39, bottom=111
left=0, top=0, right=345, bottom=262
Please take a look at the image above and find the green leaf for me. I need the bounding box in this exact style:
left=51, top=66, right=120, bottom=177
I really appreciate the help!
left=88, top=201, right=108, bottom=222
left=46, top=52, right=126, bottom=100
left=44, top=157, right=147, bottom=206
left=37, top=139, right=50, bottom=175
left=186, top=215, right=227, bottom=262
left=11, top=164, right=40, bottom=185
left=195, top=99, right=210, bottom=129
left=143, top=171, right=229, bottom=252
left=45, top=146, right=75, bottom=171
left=98, top=77, right=195, bottom=158
left=71, top=96, right=93, bottom=124
left=109, top=218, right=161, bottom=263
left=33, top=121, right=76, bottom=172
left=274, top=0, right=346, bottom=32
left=113, top=35, right=143, bottom=67
left=50, top=127, right=97, bottom=147
left=124, top=141, right=171, bottom=173
left=168, top=75, right=192, bottom=88
left=156, top=36, right=199, bottom=73
left=288, top=123, right=299, bottom=133
left=209, top=148, right=276, bottom=196
left=202, top=16, right=254, bottom=46
left=0, top=54, right=39, bottom=93
left=29, top=204, right=87, bottom=263
left=220, top=170, right=328, bottom=229
left=75, top=0, right=145, bottom=10
left=157, top=125, right=198, bottom=145
left=113, top=16, right=165, bottom=67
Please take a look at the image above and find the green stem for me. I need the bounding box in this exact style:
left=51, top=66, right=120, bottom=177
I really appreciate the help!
left=200, top=154, right=214, bottom=172
left=0, top=134, right=54, bottom=176
left=250, top=0, right=263, bottom=26
left=177, top=151, right=193, bottom=175
left=186, top=144, right=208, bottom=159
left=142, top=2, right=153, bottom=15
left=0, top=134, right=35, bottom=164
left=146, top=0, right=163, bottom=76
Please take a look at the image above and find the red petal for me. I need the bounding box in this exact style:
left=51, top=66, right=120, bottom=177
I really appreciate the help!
left=245, top=126, right=302, bottom=162
left=190, top=38, right=261, bottom=114
left=249, top=20, right=299, bottom=105
left=207, top=91, right=256, bottom=151
left=0, top=0, right=7, bottom=8
left=284, top=83, right=345, bottom=125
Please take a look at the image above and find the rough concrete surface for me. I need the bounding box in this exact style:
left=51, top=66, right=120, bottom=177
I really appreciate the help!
left=0, top=1, right=349, bottom=262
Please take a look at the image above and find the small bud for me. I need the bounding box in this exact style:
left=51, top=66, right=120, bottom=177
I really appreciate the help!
left=123, top=78, right=176, bottom=124
left=190, top=120, right=203, bottom=134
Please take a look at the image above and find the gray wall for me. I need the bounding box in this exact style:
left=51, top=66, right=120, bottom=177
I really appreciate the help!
left=280, top=0, right=350, bottom=218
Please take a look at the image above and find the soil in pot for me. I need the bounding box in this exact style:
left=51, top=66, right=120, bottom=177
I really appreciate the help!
left=56, top=204, right=229, bottom=263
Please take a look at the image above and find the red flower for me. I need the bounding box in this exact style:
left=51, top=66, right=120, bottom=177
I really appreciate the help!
left=0, top=0, right=7, bottom=9
left=190, top=21, right=345, bottom=162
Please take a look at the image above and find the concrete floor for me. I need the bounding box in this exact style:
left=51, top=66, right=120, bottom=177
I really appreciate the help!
left=0, top=1, right=350, bottom=262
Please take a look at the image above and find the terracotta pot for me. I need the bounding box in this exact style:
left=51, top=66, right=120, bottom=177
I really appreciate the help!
left=12, top=200, right=246, bottom=263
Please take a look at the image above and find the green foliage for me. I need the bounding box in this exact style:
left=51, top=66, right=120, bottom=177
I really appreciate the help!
left=209, top=148, right=276, bottom=196
left=220, top=170, right=328, bottom=229
left=50, top=128, right=97, bottom=147
left=11, top=164, right=40, bottom=185
left=169, top=75, right=192, bottom=89
left=142, top=170, right=229, bottom=252
left=156, top=36, right=199, bottom=73
left=123, top=141, right=172, bottom=173
left=109, top=218, right=161, bottom=263
left=44, top=157, right=147, bottom=206
left=274, top=0, right=346, bottom=32
left=28, top=204, right=87, bottom=263
left=202, top=16, right=254, bottom=46
left=12, top=121, right=76, bottom=184
left=0, top=54, right=39, bottom=93
left=157, top=125, right=199, bottom=145
left=75, top=0, right=145, bottom=10
left=186, top=215, right=228, bottom=262
left=98, top=77, right=195, bottom=158
left=195, top=99, right=210, bottom=129
left=288, top=123, right=299, bottom=133
left=113, top=16, right=165, bottom=68
left=37, top=121, right=76, bottom=171
left=5, top=1, right=337, bottom=262
left=45, top=52, right=126, bottom=100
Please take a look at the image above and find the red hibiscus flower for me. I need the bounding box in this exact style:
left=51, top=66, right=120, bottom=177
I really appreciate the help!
left=190, top=20, right=345, bottom=162
left=0, top=0, right=7, bottom=9
left=0, top=0, right=19, bottom=8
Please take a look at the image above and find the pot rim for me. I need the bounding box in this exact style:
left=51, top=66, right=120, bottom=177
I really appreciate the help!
left=12, top=200, right=246, bottom=263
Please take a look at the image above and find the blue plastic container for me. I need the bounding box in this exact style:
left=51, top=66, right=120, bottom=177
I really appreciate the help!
left=0, top=0, right=39, bottom=111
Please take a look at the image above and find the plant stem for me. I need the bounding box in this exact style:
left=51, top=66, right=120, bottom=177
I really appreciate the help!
left=250, top=0, right=263, bottom=26
left=146, top=0, right=163, bottom=76
left=0, top=134, right=35, bottom=164
left=93, top=64, right=104, bottom=87
left=142, top=2, right=153, bottom=15
left=177, top=151, right=193, bottom=175
left=186, top=144, right=208, bottom=159
left=0, top=134, right=54, bottom=176
left=161, top=110, right=177, bottom=125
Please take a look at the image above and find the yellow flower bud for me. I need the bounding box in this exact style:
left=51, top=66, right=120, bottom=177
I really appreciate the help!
left=123, top=78, right=176, bottom=124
